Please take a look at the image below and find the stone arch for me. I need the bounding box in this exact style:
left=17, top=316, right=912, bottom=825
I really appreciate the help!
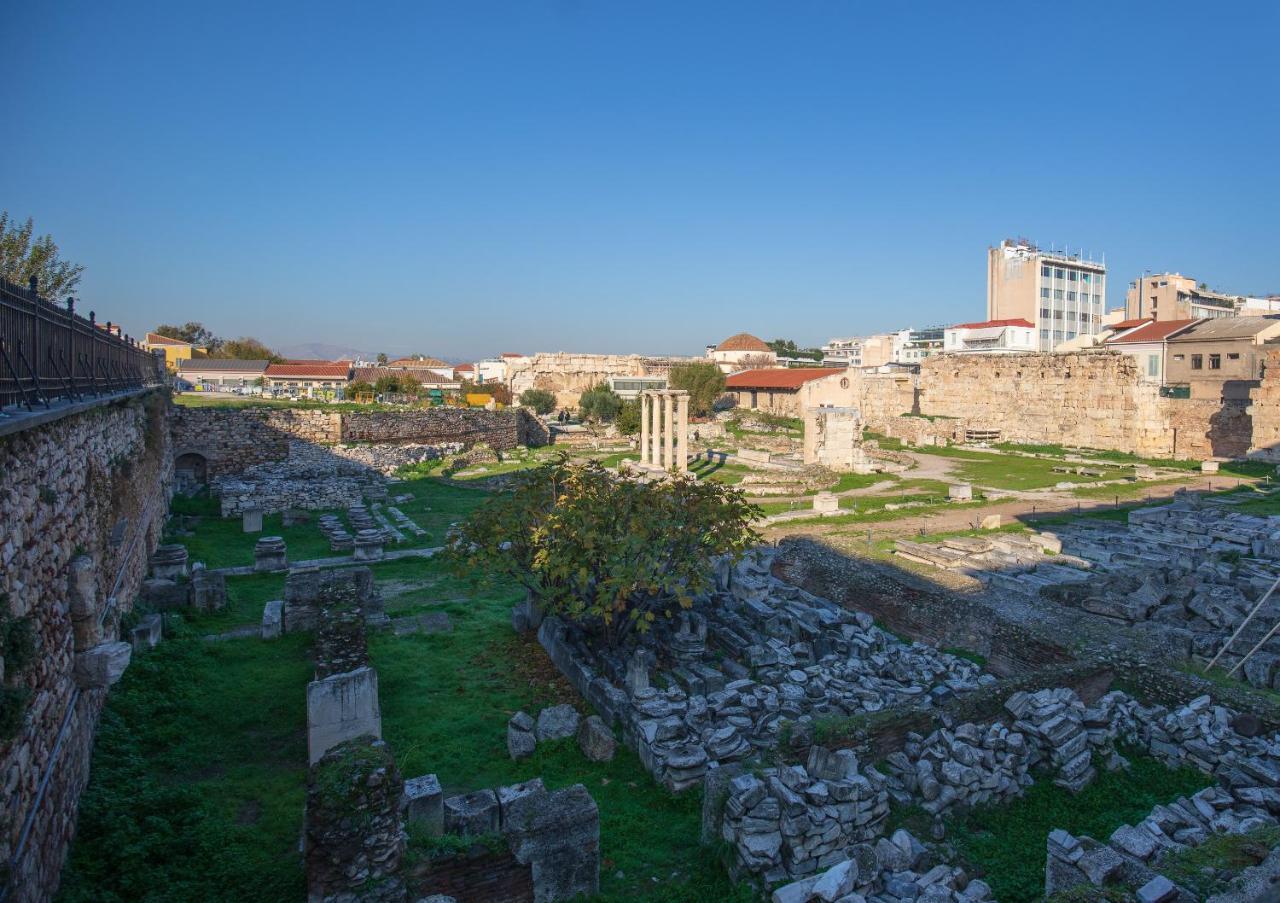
left=174, top=449, right=210, bottom=491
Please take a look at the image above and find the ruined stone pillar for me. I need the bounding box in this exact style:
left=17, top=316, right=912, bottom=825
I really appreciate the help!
left=639, top=392, right=650, bottom=465
left=650, top=391, right=662, bottom=467
left=675, top=391, right=689, bottom=472
left=663, top=392, right=675, bottom=470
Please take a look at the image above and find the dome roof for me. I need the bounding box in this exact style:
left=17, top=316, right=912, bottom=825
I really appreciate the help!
left=716, top=332, right=772, bottom=353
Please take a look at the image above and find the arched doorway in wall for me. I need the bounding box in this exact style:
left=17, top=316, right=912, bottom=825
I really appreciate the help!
left=174, top=451, right=209, bottom=493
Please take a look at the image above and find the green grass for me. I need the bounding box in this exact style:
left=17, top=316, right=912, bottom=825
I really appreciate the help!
left=863, top=430, right=904, bottom=451
left=918, top=446, right=1126, bottom=490
left=1069, top=477, right=1190, bottom=500
left=688, top=457, right=751, bottom=485
left=1160, top=824, right=1280, bottom=899
left=58, top=625, right=312, bottom=902
left=370, top=556, right=753, bottom=901
left=949, top=753, right=1213, bottom=903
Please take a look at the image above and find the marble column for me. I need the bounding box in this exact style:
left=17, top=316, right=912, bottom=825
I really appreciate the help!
left=650, top=392, right=662, bottom=467
left=639, top=392, right=650, bottom=465
left=663, top=393, right=675, bottom=470
left=676, top=392, right=689, bottom=472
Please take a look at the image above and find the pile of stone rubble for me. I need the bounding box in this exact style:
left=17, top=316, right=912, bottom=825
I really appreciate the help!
left=537, top=549, right=993, bottom=797
left=317, top=513, right=354, bottom=552
left=884, top=720, right=1032, bottom=817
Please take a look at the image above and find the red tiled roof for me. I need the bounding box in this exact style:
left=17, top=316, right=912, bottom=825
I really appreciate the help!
left=500, top=352, right=524, bottom=359
left=1105, top=319, right=1199, bottom=345
left=265, top=362, right=353, bottom=378
left=1109, top=318, right=1152, bottom=331
left=716, top=332, right=772, bottom=353
left=145, top=332, right=193, bottom=346
left=725, top=368, right=838, bottom=390
left=949, top=318, right=1034, bottom=330
left=351, top=367, right=455, bottom=385
left=454, top=363, right=474, bottom=371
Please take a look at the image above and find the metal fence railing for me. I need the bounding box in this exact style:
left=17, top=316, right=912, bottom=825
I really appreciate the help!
left=0, top=274, right=163, bottom=411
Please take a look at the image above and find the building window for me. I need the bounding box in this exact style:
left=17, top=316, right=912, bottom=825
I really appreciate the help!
left=1040, top=329, right=1049, bottom=340
left=1040, top=307, right=1050, bottom=318
left=1209, top=354, right=1221, bottom=370
left=1067, top=291, right=1077, bottom=301
left=1147, top=355, right=1160, bottom=377
left=1054, top=290, right=1064, bottom=300
left=1053, top=330, right=1063, bottom=342
left=1054, top=310, right=1063, bottom=319
left=1068, top=271, right=1078, bottom=281
left=1173, top=354, right=1185, bottom=362
left=1092, top=294, right=1101, bottom=304
left=1041, top=288, right=1050, bottom=298
left=1191, top=354, right=1203, bottom=370
left=1066, top=331, right=1076, bottom=340
left=1042, top=266, right=1051, bottom=277
left=1082, top=273, right=1092, bottom=284
left=1228, top=353, right=1241, bottom=360
left=1055, top=268, right=1065, bottom=279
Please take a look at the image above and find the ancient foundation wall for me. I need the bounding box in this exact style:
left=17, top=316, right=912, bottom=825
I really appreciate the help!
left=507, top=353, right=694, bottom=407
left=0, top=390, right=173, bottom=901
left=1248, top=349, right=1280, bottom=461
left=171, top=406, right=546, bottom=478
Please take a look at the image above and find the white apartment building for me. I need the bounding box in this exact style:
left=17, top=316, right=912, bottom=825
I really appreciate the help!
left=820, top=337, right=864, bottom=367
left=944, top=318, right=1037, bottom=354
left=987, top=238, right=1107, bottom=351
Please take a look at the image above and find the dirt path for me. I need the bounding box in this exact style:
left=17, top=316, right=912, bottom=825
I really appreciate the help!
left=745, top=479, right=900, bottom=505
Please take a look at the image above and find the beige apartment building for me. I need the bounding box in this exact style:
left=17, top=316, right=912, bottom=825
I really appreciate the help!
left=1165, top=317, right=1280, bottom=400
left=1125, top=272, right=1242, bottom=321
left=987, top=238, right=1107, bottom=351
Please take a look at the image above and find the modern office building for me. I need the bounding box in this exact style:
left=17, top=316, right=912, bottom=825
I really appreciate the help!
left=987, top=238, right=1107, bottom=351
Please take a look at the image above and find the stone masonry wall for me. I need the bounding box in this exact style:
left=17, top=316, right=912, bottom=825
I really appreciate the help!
left=1248, top=348, right=1280, bottom=461
left=0, top=390, right=172, bottom=901
left=171, top=406, right=545, bottom=479
left=507, top=352, right=695, bottom=407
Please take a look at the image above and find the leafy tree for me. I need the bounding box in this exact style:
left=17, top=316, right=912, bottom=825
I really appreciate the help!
left=616, top=398, right=641, bottom=435
left=668, top=362, right=726, bottom=418
left=445, top=458, right=760, bottom=646
left=154, top=322, right=221, bottom=352
left=577, top=382, right=623, bottom=422
left=374, top=374, right=420, bottom=395
left=215, top=336, right=283, bottom=362
left=376, top=352, right=388, bottom=365
left=0, top=211, right=85, bottom=301
left=519, top=388, right=557, bottom=415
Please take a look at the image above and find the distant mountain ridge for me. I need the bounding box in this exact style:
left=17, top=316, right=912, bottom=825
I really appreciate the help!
left=275, top=341, right=374, bottom=361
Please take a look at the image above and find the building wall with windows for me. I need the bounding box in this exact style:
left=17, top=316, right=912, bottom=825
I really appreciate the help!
left=1125, top=273, right=1242, bottom=321
left=1165, top=318, right=1280, bottom=400
left=987, top=239, right=1106, bottom=352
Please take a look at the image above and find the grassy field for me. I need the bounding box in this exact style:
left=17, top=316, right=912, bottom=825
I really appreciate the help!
left=918, top=446, right=1127, bottom=490
left=58, top=624, right=313, bottom=902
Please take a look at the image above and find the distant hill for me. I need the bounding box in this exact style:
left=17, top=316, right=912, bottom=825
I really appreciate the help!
left=276, top=341, right=374, bottom=361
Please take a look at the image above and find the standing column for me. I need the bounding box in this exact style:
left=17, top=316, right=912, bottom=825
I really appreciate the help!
left=663, top=393, right=675, bottom=471
left=639, top=393, right=650, bottom=465
left=676, top=392, right=689, bottom=472
left=650, top=392, right=662, bottom=467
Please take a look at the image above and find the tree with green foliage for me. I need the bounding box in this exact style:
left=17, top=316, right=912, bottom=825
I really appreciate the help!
left=0, top=211, right=85, bottom=301
left=577, top=382, right=623, bottom=423
left=668, top=362, right=727, bottom=418
left=154, top=321, right=221, bottom=352
left=519, top=388, right=557, bottom=415
left=216, top=336, right=283, bottom=362
left=616, top=398, right=641, bottom=435
left=376, top=352, right=388, bottom=365
left=446, top=458, right=760, bottom=646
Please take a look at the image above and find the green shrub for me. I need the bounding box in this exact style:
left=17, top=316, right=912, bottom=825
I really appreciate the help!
left=518, top=388, right=556, bottom=415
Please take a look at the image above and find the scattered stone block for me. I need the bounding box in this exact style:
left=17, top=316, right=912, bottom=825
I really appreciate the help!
left=190, top=564, right=226, bottom=611
left=74, top=641, right=132, bottom=688
left=150, top=544, right=190, bottom=580
left=443, top=789, right=500, bottom=836
left=948, top=483, right=973, bottom=501
left=980, top=514, right=1002, bottom=530
left=508, top=711, right=537, bottom=760
left=1136, top=875, right=1177, bottom=903
left=352, top=529, right=385, bottom=562
left=536, top=704, right=580, bottom=742
left=253, top=536, right=288, bottom=572
left=403, top=773, right=443, bottom=836
left=129, top=613, right=162, bottom=652
left=262, top=600, right=283, bottom=639
left=813, top=492, right=840, bottom=514
left=502, top=783, right=600, bottom=902
left=577, top=715, right=616, bottom=762
left=242, top=509, right=263, bottom=533
left=1201, top=461, right=1220, bottom=474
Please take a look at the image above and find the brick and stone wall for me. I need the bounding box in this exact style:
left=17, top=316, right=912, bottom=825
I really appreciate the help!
left=1247, top=349, right=1280, bottom=461
left=0, top=390, right=172, bottom=901
left=507, top=352, right=695, bottom=407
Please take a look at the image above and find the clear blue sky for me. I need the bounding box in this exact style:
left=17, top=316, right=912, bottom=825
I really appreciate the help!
left=6, top=1, right=1277, bottom=360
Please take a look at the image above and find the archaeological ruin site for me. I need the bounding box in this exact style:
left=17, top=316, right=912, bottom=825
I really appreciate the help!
left=10, top=340, right=1280, bottom=903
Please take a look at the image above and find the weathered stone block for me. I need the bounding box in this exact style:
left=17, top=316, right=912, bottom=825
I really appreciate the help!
left=536, top=704, right=580, bottom=742
left=74, top=641, right=132, bottom=688
left=242, top=509, right=263, bottom=532
left=262, top=599, right=284, bottom=639
left=443, top=789, right=499, bottom=836
left=403, top=773, right=443, bottom=836
left=306, top=665, right=382, bottom=765
left=129, top=613, right=163, bottom=652
left=577, top=715, right=616, bottom=762
left=503, top=783, right=600, bottom=902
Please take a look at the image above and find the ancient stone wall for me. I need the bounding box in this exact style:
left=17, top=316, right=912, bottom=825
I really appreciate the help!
left=171, top=406, right=544, bottom=479
left=507, top=353, right=695, bottom=407
left=1248, top=349, right=1280, bottom=461
left=0, top=390, right=172, bottom=901
left=408, top=848, right=534, bottom=902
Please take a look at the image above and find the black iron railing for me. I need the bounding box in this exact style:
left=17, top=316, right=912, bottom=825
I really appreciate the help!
left=0, top=274, right=162, bottom=411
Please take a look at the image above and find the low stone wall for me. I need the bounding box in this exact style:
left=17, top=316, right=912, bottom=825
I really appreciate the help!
left=407, top=847, right=534, bottom=903
left=0, top=390, right=172, bottom=901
